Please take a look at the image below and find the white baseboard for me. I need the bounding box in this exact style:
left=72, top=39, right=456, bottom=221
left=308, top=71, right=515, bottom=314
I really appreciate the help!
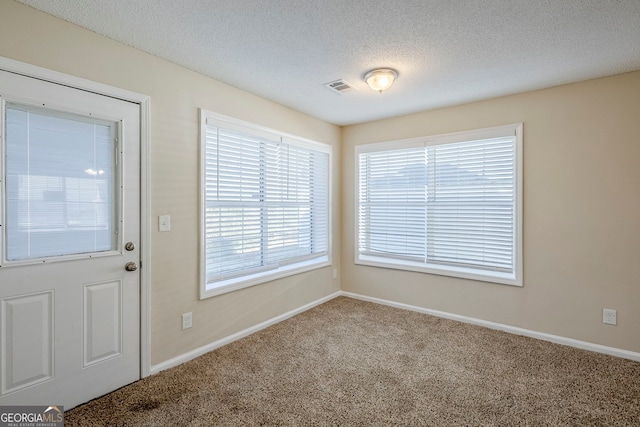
left=150, top=291, right=341, bottom=374
left=340, top=291, right=640, bottom=362
left=151, top=289, right=639, bottom=375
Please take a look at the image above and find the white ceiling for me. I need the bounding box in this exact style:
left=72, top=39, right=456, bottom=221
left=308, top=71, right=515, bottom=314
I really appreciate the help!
left=16, top=0, right=640, bottom=126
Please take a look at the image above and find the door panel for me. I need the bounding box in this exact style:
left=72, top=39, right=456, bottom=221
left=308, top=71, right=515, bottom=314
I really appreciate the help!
left=0, top=70, right=140, bottom=409
left=83, top=280, right=122, bottom=367
left=1, top=291, right=54, bottom=394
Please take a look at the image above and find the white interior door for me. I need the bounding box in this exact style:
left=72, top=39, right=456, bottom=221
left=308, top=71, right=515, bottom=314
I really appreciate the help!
left=0, top=70, right=140, bottom=409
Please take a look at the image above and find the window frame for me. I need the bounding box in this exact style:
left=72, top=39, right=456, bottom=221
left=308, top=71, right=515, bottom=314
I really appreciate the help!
left=355, top=123, right=523, bottom=287
left=1, top=99, right=124, bottom=267
left=199, top=109, right=332, bottom=299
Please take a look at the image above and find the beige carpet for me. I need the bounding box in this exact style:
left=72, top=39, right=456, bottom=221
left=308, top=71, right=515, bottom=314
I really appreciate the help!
left=66, top=297, right=640, bottom=426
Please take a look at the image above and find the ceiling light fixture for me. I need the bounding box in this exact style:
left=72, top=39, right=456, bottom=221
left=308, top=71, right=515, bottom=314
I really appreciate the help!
left=363, top=68, right=398, bottom=93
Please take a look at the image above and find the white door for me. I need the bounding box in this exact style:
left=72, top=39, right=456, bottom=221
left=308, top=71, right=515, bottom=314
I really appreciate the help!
left=0, top=70, right=140, bottom=409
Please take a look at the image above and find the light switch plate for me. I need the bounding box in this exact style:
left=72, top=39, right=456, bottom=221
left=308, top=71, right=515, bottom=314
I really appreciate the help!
left=159, top=215, right=171, bottom=232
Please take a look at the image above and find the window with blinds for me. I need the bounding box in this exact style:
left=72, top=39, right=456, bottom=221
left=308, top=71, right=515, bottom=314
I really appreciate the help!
left=356, top=124, right=522, bottom=286
left=5, top=104, right=117, bottom=261
left=200, top=110, right=330, bottom=297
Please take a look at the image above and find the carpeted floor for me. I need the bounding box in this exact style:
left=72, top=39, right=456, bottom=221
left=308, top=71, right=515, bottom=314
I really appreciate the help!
left=66, top=297, right=640, bottom=426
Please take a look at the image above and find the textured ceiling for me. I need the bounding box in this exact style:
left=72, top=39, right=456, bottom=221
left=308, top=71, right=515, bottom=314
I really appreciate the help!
left=16, top=0, right=640, bottom=126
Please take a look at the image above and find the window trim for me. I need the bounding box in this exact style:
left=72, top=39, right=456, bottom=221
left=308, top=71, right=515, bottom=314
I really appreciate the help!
left=199, top=109, right=332, bottom=299
left=355, top=123, right=523, bottom=287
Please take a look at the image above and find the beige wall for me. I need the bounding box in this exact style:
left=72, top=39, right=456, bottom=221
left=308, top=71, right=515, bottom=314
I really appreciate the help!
left=343, top=71, right=640, bottom=353
left=0, top=0, right=341, bottom=365
left=1, top=0, right=638, bottom=365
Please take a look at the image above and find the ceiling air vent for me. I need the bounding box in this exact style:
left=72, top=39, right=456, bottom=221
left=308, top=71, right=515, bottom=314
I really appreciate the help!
left=324, top=79, right=355, bottom=94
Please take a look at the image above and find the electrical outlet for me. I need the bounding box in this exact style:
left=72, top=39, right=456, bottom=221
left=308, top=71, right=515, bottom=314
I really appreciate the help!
left=182, top=312, right=192, bottom=330
left=332, top=268, right=337, bottom=279
left=603, top=308, right=617, bottom=326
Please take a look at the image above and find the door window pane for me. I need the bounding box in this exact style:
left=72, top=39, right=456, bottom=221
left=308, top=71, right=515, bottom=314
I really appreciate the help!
left=5, top=104, right=117, bottom=260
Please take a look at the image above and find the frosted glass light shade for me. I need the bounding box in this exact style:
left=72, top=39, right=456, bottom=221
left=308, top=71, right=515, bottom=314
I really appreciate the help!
left=363, top=68, right=398, bottom=93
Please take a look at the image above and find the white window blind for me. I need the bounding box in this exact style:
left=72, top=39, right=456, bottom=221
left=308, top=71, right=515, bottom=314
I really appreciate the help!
left=202, top=113, right=330, bottom=295
left=357, top=124, right=522, bottom=286
left=5, top=104, right=116, bottom=261
left=358, top=146, right=427, bottom=261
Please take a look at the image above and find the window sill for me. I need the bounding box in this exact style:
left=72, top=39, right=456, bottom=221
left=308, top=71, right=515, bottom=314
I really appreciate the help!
left=200, top=255, right=331, bottom=299
left=356, top=255, right=521, bottom=287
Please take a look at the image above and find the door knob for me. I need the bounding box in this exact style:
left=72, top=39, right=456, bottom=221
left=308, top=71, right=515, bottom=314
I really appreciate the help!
left=124, top=262, right=138, bottom=272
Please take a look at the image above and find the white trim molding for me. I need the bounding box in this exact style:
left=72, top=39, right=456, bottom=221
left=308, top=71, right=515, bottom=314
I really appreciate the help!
left=150, top=291, right=342, bottom=374
left=341, top=291, right=640, bottom=362
left=151, top=288, right=638, bottom=377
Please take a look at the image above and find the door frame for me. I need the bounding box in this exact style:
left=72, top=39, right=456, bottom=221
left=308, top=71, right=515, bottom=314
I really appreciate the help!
left=0, top=56, right=152, bottom=378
